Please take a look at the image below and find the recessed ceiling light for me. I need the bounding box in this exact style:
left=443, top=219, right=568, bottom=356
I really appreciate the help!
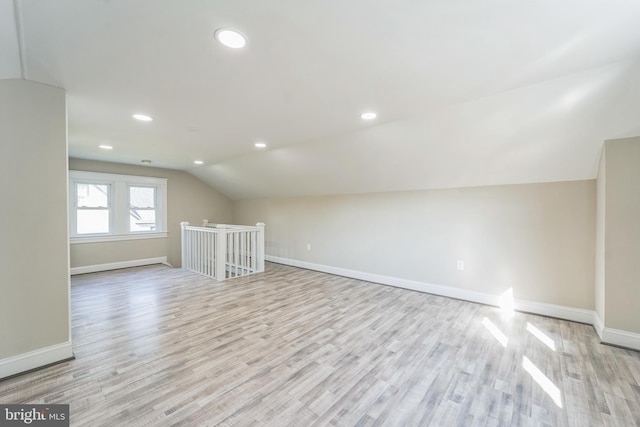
left=99, top=144, right=113, bottom=150
left=194, top=160, right=204, bottom=165
left=255, top=142, right=267, bottom=148
left=360, top=112, right=377, bottom=120
left=141, top=160, right=152, bottom=165
left=133, top=114, right=153, bottom=122
left=215, top=28, right=247, bottom=49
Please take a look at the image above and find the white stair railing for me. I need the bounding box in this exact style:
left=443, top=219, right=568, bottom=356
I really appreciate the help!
left=180, top=221, right=265, bottom=281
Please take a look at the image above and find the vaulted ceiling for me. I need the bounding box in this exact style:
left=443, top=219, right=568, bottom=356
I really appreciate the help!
left=3, top=0, right=640, bottom=199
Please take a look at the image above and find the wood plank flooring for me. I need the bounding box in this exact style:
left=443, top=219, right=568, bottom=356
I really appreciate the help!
left=1, top=263, right=640, bottom=426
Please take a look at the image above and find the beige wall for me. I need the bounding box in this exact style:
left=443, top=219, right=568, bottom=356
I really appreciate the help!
left=602, top=137, right=640, bottom=333
left=0, top=79, right=70, bottom=359
left=69, top=159, right=233, bottom=268
left=234, top=180, right=596, bottom=309
left=595, top=149, right=606, bottom=322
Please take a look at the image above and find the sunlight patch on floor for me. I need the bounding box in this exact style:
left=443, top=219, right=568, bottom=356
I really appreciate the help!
left=522, top=356, right=563, bottom=408
left=526, top=322, right=556, bottom=351
left=482, top=317, right=508, bottom=347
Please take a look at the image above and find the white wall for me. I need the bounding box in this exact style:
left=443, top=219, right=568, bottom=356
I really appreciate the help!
left=0, top=79, right=71, bottom=376
left=233, top=180, right=596, bottom=310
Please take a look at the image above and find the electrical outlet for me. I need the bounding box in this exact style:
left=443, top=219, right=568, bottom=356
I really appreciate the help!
left=456, top=260, right=464, bottom=271
left=306, top=243, right=311, bottom=251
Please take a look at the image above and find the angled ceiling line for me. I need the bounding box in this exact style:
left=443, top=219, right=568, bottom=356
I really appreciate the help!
left=12, top=0, right=26, bottom=79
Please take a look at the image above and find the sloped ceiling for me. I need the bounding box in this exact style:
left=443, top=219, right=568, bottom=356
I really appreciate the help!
left=6, top=0, right=640, bottom=199
left=0, top=0, right=22, bottom=79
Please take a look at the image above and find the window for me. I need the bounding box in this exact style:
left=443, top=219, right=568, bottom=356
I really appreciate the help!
left=129, top=186, right=157, bottom=231
left=76, top=183, right=110, bottom=234
left=69, top=171, right=167, bottom=243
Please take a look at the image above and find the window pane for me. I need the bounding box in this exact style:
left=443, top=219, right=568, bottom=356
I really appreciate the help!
left=130, top=209, right=156, bottom=231
left=130, top=186, right=155, bottom=208
left=77, top=183, right=109, bottom=207
left=77, top=209, right=109, bottom=234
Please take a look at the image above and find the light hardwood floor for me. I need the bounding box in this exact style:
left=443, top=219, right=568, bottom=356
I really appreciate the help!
left=1, top=263, right=640, bottom=426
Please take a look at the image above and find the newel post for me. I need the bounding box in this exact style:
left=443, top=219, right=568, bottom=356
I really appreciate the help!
left=256, top=222, right=265, bottom=272
left=215, top=224, right=227, bottom=281
left=180, top=222, right=190, bottom=270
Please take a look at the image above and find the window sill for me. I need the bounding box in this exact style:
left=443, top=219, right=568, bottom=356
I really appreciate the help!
left=70, top=232, right=168, bottom=245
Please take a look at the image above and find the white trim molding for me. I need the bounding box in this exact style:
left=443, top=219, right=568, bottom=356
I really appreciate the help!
left=593, top=312, right=605, bottom=340
left=70, top=257, right=169, bottom=276
left=0, top=341, right=73, bottom=380
left=70, top=231, right=167, bottom=245
left=512, top=299, right=594, bottom=325
left=69, top=170, right=168, bottom=242
left=599, top=325, right=640, bottom=351
left=266, top=256, right=594, bottom=324
left=591, top=312, right=640, bottom=352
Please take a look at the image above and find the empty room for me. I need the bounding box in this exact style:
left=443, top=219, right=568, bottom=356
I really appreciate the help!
left=1, top=1, right=640, bottom=426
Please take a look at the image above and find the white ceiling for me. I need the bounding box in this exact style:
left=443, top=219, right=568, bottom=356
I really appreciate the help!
left=3, top=0, right=640, bottom=199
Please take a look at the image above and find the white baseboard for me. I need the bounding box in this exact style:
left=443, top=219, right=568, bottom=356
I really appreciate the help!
left=600, top=328, right=640, bottom=351
left=0, top=341, right=73, bottom=380
left=266, top=255, right=593, bottom=325
left=512, top=299, right=594, bottom=325
left=592, top=312, right=640, bottom=351
left=593, top=312, right=605, bottom=340
left=70, top=257, right=169, bottom=275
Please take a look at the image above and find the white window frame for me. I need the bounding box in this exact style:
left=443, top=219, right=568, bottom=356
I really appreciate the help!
left=69, top=170, right=168, bottom=244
